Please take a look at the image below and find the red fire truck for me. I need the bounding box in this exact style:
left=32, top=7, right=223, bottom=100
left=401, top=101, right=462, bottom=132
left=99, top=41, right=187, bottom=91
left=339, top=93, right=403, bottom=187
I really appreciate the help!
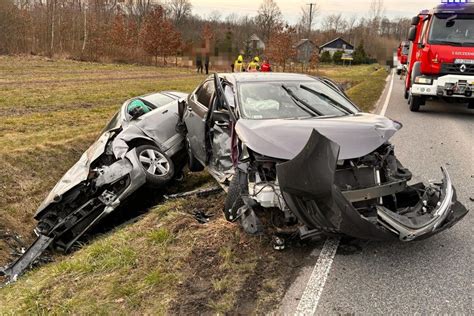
left=405, top=2, right=474, bottom=112
left=396, top=41, right=410, bottom=75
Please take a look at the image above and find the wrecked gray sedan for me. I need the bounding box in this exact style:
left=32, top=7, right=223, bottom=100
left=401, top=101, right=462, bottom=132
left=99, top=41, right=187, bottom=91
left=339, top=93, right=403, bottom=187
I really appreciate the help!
left=180, top=73, right=468, bottom=241
left=1, top=91, right=187, bottom=281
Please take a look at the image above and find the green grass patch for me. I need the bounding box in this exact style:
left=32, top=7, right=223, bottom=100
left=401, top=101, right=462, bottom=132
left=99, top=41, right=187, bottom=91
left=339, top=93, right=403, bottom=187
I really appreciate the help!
left=346, top=67, right=389, bottom=111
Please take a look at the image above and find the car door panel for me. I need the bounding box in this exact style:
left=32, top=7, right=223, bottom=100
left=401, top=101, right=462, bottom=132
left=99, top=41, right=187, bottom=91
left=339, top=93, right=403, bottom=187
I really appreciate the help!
left=206, top=76, right=235, bottom=179
left=137, top=101, right=179, bottom=149
left=184, top=81, right=213, bottom=163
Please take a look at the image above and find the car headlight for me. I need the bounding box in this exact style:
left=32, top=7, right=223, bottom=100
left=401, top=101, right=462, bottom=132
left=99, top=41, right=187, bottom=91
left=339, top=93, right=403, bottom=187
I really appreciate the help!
left=414, top=76, right=433, bottom=85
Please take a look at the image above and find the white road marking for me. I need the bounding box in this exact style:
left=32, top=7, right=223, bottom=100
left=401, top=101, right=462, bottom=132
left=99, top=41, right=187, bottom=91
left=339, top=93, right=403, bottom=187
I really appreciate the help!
left=293, top=70, right=396, bottom=316
left=295, top=237, right=340, bottom=316
left=380, top=69, right=395, bottom=117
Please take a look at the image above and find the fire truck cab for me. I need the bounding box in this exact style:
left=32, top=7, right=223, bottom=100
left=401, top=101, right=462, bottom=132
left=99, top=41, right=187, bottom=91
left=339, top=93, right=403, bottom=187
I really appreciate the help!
left=396, top=41, right=410, bottom=75
left=405, top=2, right=474, bottom=112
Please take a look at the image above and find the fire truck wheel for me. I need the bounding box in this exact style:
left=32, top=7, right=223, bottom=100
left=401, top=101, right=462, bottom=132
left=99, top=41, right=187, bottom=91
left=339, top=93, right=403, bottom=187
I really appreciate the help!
left=410, top=95, right=422, bottom=112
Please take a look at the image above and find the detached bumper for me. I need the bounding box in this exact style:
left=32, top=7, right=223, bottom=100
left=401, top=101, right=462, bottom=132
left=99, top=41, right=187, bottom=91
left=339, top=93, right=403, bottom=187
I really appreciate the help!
left=276, top=130, right=468, bottom=241
left=412, top=74, right=474, bottom=98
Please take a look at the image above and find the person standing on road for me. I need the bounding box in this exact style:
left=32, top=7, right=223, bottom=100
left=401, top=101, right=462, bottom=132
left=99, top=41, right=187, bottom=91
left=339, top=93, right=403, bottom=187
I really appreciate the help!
left=204, top=54, right=210, bottom=75
left=196, top=54, right=203, bottom=74
left=247, top=56, right=260, bottom=72
left=234, top=55, right=245, bottom=72
left=261, top=59, right=271, bottom=72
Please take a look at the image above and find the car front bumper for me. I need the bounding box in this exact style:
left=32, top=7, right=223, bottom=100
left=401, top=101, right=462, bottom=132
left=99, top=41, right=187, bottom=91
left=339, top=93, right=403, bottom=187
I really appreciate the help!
left=276, top=130, right=469, bottom=241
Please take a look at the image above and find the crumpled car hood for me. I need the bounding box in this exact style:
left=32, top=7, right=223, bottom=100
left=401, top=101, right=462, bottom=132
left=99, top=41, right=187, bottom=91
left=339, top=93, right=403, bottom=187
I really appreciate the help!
left=35, top=132, right=111, bottom=217
left=235, top=113, right=401, bottom=160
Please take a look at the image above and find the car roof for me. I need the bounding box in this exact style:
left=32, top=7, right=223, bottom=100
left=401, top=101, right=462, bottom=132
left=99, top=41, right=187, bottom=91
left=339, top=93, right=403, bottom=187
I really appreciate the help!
left=219, top=72, right=316, bottom=85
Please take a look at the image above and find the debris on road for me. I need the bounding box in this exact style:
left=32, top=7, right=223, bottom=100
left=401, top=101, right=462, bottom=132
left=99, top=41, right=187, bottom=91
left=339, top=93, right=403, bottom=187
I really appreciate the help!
left=164, top=186, right=223, bottom=200
left=192, top=209, right=214, bottom=224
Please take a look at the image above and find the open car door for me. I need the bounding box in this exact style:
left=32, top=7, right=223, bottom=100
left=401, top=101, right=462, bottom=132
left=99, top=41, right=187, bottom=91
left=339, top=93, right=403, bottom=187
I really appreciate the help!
left=204, top=74, right=237, bottom=183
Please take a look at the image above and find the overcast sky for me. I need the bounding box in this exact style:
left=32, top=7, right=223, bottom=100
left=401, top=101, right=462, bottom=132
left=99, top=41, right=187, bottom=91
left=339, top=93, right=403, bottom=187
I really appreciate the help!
left=191, top=0, right=448, bottom=24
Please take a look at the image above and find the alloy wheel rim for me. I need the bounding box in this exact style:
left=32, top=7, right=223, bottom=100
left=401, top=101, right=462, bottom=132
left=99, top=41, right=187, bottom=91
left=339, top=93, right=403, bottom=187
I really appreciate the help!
left=139, top=149, right=170, bottom=176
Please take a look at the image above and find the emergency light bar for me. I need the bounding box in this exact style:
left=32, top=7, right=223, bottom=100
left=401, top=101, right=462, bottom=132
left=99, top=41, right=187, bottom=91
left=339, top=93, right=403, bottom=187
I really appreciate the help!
left=441, top=0, right=469, bottom=3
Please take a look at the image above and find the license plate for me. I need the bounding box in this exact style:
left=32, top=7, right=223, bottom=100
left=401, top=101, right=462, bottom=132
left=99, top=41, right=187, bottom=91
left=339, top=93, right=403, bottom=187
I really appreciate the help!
left=454, top=59, right=474, bottom=64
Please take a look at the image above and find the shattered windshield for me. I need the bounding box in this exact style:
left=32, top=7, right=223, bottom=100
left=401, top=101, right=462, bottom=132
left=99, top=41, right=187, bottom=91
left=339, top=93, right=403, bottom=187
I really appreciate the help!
left=429, top=14, right=474, bottom=46
left=238, top=81, right=358, bottom=120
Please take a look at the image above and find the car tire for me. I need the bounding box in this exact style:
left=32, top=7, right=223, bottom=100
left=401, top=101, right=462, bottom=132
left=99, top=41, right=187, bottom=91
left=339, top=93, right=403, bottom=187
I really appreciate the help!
left=186, top=138, right=204, bottom=172
left=404, top=88, right=409, bottom=100
left=410, top=95, right=422, bottom=112
left=136, top=145, right=174, bottom=186
left=223, top=170, right=248, bottom=221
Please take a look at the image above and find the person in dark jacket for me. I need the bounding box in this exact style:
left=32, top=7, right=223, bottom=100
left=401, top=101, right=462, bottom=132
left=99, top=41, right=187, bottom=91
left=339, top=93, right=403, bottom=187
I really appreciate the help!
left=196, top=54, right=203, bottom=73
left=205, top=54, right=210, bottom=75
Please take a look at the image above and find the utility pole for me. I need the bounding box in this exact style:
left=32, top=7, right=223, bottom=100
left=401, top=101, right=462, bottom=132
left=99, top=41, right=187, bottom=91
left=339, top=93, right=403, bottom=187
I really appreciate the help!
left=307, top=2, right=316, bottom=36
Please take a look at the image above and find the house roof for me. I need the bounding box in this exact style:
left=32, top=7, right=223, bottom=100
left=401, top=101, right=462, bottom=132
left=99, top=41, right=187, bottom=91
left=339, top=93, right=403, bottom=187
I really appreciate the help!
left=249, top=34, right=263, bottom=42
left=319, top=37, right=354, bottom=50
left=295, top=39, right=317, bottom=48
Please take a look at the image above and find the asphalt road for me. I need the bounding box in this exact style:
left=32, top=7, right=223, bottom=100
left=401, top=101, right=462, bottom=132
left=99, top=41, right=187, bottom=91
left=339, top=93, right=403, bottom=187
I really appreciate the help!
left=281, top=72, right=473, bottom=314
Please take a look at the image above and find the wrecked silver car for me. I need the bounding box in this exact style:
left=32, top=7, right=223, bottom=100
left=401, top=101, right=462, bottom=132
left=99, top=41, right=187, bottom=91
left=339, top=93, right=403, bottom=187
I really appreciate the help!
left=1, top=91, right=187, bottom=281
left=180, top=73, right=468, bottom=241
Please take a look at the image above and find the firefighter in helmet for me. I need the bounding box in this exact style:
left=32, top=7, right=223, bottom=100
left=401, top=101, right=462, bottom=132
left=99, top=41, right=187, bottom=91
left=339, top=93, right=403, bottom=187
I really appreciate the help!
left=247, top=56, right=260, bottom=72
left=234, top=55, right=245, bottom=72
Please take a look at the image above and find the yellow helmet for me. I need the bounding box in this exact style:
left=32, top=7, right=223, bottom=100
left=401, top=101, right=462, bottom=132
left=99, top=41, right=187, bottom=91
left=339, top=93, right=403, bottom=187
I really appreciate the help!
left=238, top=55, right=243, bottom=62
left=254, top=56, right=260, bottom=62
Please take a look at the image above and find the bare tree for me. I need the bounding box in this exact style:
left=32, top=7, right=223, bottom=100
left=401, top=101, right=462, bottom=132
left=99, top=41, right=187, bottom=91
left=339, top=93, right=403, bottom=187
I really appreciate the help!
left=369, top=0, right=385, bottom=21
left=0, top=0, right=410, bottom=65
left=225, top=13, right=239, bottom=26
left=322, top=14, right=346, bottom=37
left=255, top=0, right=282, bottom=43
left=81, top=0, right=87, bottom=52
left=207, top=10, right=221, bottom=24
left=166, top=0, right=191, bottom=26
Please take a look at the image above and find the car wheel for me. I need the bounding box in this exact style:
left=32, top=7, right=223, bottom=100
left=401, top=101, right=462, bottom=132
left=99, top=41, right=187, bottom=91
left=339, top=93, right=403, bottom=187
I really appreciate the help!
left=186, top=138, right=204, bottom=172
left=136, top=145, right=174, bottom=186
left=404, top=88, right=409, bottom=100
left=410, top=95, right=422, bottom=112
left=223, top=170, right=248, bottom=221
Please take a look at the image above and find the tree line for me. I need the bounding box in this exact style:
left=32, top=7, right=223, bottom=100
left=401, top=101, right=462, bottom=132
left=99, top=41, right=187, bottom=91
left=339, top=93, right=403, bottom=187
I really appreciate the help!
left=0, top=0, right=411, bottom=66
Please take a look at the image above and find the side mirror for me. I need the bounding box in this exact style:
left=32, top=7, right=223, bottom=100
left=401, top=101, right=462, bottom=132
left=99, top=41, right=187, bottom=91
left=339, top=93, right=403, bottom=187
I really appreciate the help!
left=411, top=16, right=420, bottom=26
left=407, top=26, right=417, bottom=42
